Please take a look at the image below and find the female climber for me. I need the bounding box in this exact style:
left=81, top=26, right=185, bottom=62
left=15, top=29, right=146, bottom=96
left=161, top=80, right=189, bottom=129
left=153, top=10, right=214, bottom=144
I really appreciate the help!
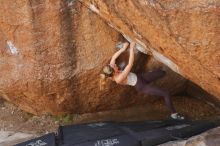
left=100, top=42, right=184, bottom=120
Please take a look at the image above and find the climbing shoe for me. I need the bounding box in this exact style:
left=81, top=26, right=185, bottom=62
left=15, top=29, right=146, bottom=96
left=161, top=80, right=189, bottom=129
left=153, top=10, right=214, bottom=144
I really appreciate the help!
left=170, top=113, right=185, bottom=120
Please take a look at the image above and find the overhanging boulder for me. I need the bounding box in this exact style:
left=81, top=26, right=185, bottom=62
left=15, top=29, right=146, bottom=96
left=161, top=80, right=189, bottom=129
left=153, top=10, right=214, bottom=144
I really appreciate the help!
left=80, top=0, right=220, bottom=100
left=0, top=0, right=186, bottom=115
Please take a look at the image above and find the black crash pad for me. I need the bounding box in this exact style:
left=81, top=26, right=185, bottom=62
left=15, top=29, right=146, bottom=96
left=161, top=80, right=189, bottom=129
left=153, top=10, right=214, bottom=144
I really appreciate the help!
left=16, top=119, right=220, bottom=146
left=15, top=133, right=56, bottom=146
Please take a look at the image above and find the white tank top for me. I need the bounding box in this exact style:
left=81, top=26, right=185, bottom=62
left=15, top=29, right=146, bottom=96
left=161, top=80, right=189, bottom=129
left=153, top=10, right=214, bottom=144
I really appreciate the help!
left=127, top=72, right=137, bottom=86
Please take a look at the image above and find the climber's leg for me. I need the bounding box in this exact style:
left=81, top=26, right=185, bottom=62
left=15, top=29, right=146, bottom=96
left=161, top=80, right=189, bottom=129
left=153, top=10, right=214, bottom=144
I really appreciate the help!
left=135, top=77, right=176, bottom=113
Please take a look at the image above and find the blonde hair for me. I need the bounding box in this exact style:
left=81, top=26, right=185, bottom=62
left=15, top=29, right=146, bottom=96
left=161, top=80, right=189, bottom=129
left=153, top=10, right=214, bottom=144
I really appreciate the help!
left=103, top=65, right=114, bottom=77
left=99, top=73, right=107, bottom=90
left=99, top=65, right=115, bottom=90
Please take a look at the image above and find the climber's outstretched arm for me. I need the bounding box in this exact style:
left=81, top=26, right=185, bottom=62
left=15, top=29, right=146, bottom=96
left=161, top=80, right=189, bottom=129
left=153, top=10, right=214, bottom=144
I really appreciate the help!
left=110, top=42, right=129, bottom=65
left=115, top=42, right=135, bottom=83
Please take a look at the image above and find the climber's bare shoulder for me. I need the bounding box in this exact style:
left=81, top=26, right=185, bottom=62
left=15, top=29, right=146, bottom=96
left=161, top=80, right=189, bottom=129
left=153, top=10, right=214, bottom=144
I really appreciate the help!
left=112, top=73, right=127, bottom=85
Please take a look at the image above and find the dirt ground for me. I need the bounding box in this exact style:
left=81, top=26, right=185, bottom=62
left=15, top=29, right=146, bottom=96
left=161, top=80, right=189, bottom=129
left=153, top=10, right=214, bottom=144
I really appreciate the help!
left=0, top=96, right=219, bottom=135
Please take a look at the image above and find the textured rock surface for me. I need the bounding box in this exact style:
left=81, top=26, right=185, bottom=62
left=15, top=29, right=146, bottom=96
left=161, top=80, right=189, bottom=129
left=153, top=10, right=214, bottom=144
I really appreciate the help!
left=0, top=0, right=186, bottom=115
left=80, top=0, right=220, bottom=100
left=0, top=131, right=34, bottom=146
left=159, top=127, right=220, bottom=146
left=187, top=81, right=220, bottom=108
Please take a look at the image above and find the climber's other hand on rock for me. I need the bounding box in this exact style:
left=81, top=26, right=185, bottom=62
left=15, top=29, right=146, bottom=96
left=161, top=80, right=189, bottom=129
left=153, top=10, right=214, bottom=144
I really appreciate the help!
left=122, top=42, right=129, bottom=51
left=130, top=42, right=136, bottom=49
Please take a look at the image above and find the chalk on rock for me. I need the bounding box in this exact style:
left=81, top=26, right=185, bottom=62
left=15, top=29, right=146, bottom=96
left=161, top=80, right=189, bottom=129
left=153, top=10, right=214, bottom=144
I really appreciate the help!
left=135, top=43, right=148, bottom=54
left=7, top=41, right=19, bottom=55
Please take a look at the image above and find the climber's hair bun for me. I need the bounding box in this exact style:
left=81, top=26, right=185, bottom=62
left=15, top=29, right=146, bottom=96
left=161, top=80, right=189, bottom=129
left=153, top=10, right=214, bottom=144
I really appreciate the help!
left=102, top=65, right=114, bottom=77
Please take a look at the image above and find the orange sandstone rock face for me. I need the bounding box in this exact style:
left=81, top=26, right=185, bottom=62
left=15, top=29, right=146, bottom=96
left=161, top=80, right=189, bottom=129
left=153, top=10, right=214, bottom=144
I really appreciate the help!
left=80, top=0, right=220, bottom=100
left=0, top=0, right=186, bottom=115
